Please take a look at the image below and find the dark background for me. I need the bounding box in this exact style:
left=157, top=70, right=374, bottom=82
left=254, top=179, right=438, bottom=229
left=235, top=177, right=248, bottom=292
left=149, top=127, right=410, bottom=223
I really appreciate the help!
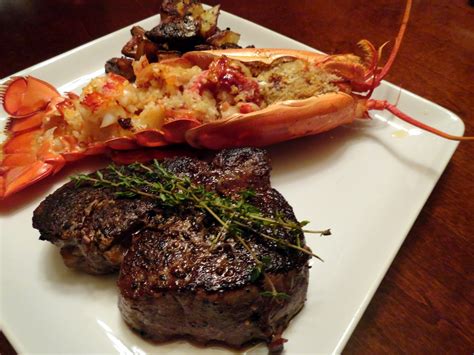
left=0, top=0, right=473, bottom=353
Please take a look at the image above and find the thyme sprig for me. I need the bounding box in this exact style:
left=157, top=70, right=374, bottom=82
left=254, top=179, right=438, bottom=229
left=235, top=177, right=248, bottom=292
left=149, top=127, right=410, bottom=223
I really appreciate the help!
left=72, top=161, right=331, bottom=298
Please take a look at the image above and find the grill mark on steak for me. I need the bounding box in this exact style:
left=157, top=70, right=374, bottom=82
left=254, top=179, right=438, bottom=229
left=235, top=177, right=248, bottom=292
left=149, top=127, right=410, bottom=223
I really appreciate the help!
left=33, top=147, right=312, bottom=348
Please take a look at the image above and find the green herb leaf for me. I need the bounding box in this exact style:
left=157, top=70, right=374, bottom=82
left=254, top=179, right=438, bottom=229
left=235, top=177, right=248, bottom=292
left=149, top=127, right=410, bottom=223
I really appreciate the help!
left=260, top=291, right=290, bottom=299
left=250, top=266, right=262, bottom=282
left=261, top=255, right=271, bottom=267
left=71, top=160, right=330, bottom=297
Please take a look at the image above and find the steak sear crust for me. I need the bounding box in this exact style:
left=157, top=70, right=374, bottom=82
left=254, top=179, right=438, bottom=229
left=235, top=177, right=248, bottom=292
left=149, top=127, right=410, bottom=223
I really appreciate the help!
left=32, top=183, right=156, bottom=274
left=117, top=148, right=310, bottom=347
left=33, top=148, right=312, bottom=348
left=119, top=267, right=309, bottom=347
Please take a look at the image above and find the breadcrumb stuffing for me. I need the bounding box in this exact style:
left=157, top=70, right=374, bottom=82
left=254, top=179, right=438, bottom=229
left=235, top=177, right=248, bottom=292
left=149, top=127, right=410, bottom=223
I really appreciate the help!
left=257, top=59, right=339, bottom=104
left=38, top=56, right=341, bottom=148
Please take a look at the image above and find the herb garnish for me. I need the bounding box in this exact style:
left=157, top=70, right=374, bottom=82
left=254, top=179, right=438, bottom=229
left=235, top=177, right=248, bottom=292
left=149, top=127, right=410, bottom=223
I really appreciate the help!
left=72, top=161, right=331, bottom=298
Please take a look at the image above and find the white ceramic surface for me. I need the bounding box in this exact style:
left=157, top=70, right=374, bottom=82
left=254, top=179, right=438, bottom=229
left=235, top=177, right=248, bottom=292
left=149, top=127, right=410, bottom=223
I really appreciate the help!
left=0, top=8, right=464, bottom=355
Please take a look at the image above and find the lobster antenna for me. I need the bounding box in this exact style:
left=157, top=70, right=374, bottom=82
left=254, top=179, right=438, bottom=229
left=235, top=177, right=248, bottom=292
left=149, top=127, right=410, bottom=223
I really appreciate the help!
left=375, top=0, right=412, bottom=84
left=395, top=85, right=403, bottom=106
left=367, top=99, right=474, bottom=141
left=369, top=0, right=474, bottom=141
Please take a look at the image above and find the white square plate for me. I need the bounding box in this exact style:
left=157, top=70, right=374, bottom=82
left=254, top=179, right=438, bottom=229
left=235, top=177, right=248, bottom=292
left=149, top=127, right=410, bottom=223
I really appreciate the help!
left=0, top=8, right=464, bottom=355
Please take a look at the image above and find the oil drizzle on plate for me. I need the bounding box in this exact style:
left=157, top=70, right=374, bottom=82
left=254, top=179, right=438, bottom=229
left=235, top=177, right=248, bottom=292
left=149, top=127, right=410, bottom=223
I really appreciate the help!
left=392, top=128, right=422, bottom=138
left=392, top=130, right=408, bottom=138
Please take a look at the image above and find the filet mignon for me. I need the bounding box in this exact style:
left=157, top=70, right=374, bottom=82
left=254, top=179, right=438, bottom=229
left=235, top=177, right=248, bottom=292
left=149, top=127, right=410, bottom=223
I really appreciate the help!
left=32, top=178, right=156, bottom=274
left=117, top=148, right=310, bottom=348
left=33, top=148, right=312, bottom=349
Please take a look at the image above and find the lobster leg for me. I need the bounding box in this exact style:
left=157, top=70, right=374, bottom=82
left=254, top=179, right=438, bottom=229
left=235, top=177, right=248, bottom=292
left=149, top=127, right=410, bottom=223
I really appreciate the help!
left=366, top=99, right=474, bottom=141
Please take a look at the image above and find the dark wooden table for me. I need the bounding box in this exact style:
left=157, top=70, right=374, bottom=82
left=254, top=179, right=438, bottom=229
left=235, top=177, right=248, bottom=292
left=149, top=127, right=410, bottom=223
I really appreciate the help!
left=1, top=0, right=473, bottom=353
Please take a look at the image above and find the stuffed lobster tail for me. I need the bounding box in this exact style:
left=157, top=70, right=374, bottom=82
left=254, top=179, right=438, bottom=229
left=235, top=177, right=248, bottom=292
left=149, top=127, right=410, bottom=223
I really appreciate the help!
left=183, top=0, right=472, bottom=148
left=1, top=0, right=472, bottom=198
left=0, top=65, right=198, bottom=198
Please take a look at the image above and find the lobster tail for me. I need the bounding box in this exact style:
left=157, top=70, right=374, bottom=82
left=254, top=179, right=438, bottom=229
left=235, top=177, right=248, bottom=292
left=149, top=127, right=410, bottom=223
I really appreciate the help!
left=1, top=76, right=60, bottom=117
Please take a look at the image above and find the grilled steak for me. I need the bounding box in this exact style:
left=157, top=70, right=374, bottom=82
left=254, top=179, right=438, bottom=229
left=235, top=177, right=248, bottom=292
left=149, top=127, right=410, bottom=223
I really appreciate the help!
left=33, top=148, right=312, bottom=349
left=32, top=179, right=156, bottom=274
left=118, top=148, right=310, bottom=348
